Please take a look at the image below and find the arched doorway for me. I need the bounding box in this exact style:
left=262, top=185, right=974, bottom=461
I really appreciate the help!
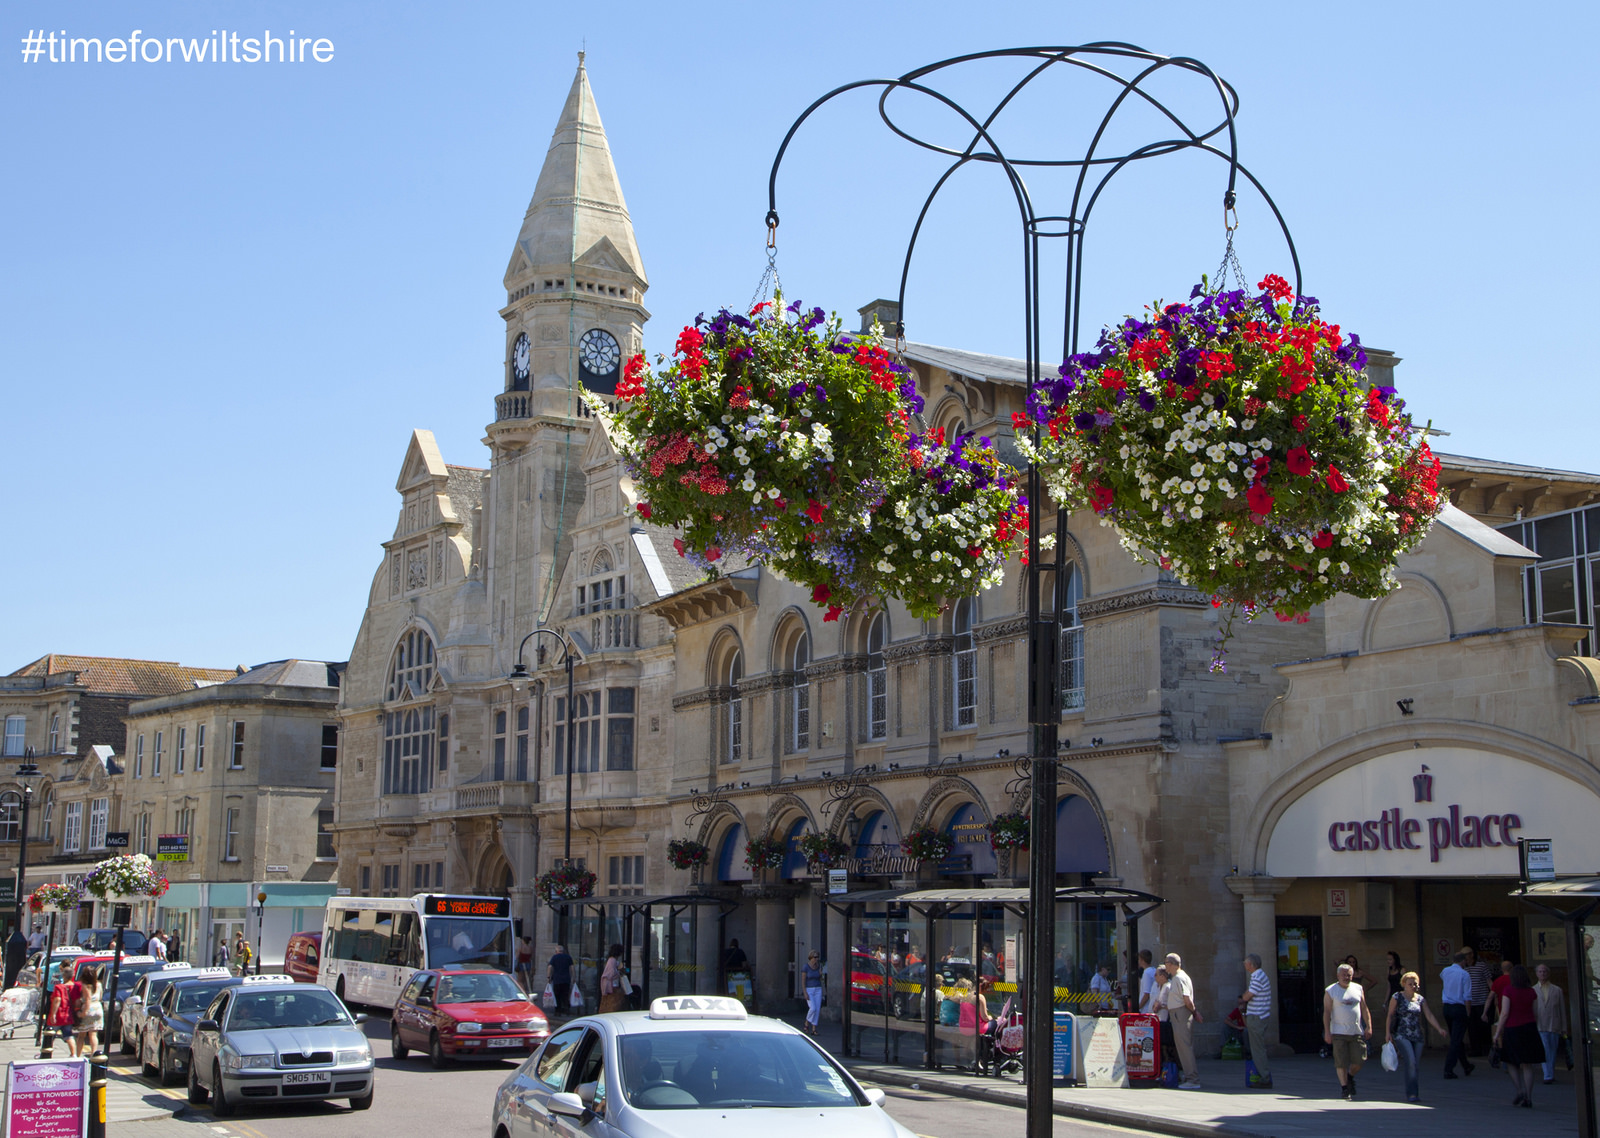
left=940, top=802, right=997, bottom=878
left=1055, top=795, right=1110, bottom=879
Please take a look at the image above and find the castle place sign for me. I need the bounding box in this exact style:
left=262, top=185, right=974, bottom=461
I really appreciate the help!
left=1266, top=747, right=1600, bottom=878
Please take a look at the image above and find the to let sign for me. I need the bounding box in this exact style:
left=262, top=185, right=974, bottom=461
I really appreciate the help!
left=156, top=834, right=189, bottom=862
left=4, top=1058, right=89, bottom=1138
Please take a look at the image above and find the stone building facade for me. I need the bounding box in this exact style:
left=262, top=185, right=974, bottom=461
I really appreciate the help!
left=328, top=56, right=1600, bottom=1055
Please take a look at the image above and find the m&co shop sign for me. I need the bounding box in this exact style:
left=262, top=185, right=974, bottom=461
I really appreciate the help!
left=1266, top=748, right=1600, bottom=877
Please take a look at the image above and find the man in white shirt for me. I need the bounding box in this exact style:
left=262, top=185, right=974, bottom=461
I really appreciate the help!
left=1137, top=949, right=1158, bottom=1012
left=1240, top=953, right=1273, bottom=1086
left=26, top=925, right=45, bottom=953
left=147, top=929, right=167, bottom=961
left=1323, top=962, right=1372, bottom=1099
left=1165, top=952, right=1203, bottom=1089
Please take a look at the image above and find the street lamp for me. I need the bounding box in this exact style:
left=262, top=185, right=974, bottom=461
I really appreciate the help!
left=255, top=890, right=267, bottom=975
left=508, top=628, right=576, bottom=939
left=2, top=759, right=41, bottom=990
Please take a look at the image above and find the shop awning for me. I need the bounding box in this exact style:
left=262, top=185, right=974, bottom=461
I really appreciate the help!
left=1513, top=877, right=1600, bottom=899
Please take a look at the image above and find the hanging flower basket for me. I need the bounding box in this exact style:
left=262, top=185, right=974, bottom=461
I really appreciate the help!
left=1016, top=274, right=1443, bottom=665
left=82, top=854, right=169, bottom=901
left=743, top=835, right=788, bottom=871
left=988, top=812, right=1030, bottom=852
left=900, top=828, right=954, bottom=865
left=536, top=864, right=597, bottom=904
left=587, top=300, right=1027, bottom=621
left=798, top=832, right=849, bottom=870
left=29, top=882, right=82, bottom=913
left=588, top=299, right=917, bottom=570
left=666, top=839, right=710, bottom=871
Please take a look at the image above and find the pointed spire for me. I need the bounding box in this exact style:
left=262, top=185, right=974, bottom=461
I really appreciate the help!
left=506, top=54, right=646, bottom=289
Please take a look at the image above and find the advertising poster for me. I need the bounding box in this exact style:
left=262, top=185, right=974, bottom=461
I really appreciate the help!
left=1080, top=1016, right=1128, bottom=1088
left=1119, top=1013, right=1160, bottom=1081
left=1051, top=1011, right=1075, bottom=1082
left=4, top=1059, right=89, bottom=1138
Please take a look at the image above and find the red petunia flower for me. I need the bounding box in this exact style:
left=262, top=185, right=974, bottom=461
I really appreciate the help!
left=1247, top=482, right=1276, bottom=516
left=1292, top=415, right=1308, bottom=433
left=823, top=605, right=843, bottom=622
left=1258, top=274, right=1293, bottom=302
left=1326, top=465, right=1350, bottom=493
left=705, top=546, right=722, bottom=561
left=805, top=499, right=826, bottom=525
left=1285, top=446, right=1314, bottom=477
left=636, top=502, right=652, bottom=520
left=1087, top=483, right=1114, bottom=514
left=1099, top=368, right=1127, bottom=390
left=1011, top=411, right=1032, bottom=430
left=1366, top=387, right=1390, bottom=429
left=812, top=583, right=831, bottom=605
left=1312, top=530, right=1334, bottom=549
left=672, top=538, right=685, bottom=556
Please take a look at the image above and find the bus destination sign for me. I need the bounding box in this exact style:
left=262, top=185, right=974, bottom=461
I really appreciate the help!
left=422, top=895, right=509, bottom=918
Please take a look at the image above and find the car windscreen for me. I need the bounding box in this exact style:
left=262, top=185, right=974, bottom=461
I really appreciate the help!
left=174, top=982, right=232, bottom=1014
left=111, top=963, right=164, bottom=993
left=436, top=973, right=523, bottom=1004
left=618, top=1030, right=863, bottom=1110
left=144, top=976, right=181, bottom=1005
left=227, top=989, right=349, bottom=1030
left=424, top=919, right=512, bottom=971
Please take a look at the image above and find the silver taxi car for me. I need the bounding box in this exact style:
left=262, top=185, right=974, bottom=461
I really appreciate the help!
left=187, top=978, right=374, bottom=1115
left=490, top=997, right=912, bottom=1138
left=120, top=965, right=221, bottom=1055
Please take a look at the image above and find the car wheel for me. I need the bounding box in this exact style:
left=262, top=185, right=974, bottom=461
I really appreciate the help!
left=159, top=1046, right=177, bottom=1087
left=140, top=1040, right=157, bottom=1079
left=391, top=1019, right=409, bottom=1061
left=120, top=1025, right=134, bottom=1056
left=428, top=1031, right=448, bottom=1069
left=210, top=1064, right=235, bottom=1117
left=349, top=1086, right=374, bottom=1111
left=186, top=1059, right=209, bottom=1105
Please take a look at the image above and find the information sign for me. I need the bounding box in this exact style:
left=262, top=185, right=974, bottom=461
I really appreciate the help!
left=102, top=832, right=129, bottom=849
left=826, top=869, right=848, bottom=895
left=1520, top=837, right=1555, bottom=882
left=3, top=1058, right=89, bottom=1138
left=1080, top=1015, right=1129, bottom=1087
left=421, top=895, right=510, bottom=918
left=1051, top=1011, right=1075, bottom=1082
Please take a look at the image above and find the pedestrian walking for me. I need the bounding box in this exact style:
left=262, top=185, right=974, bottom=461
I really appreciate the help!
left=598, top=943, right=628, bottom=1013
left=27, top=925, right=45, bottom=953
left=1440, top=950, right=1475, bottom=1078
left=515, top=936, right=535, bottom=993
left=168, top=929, right=182, bottom=961
left=1533, top=964, right=1567, bottom=1084
left=1465, top=947, right=1494, bottom=1057
left=1163, top=953, right=1202, bottom=1089
left=148, top=929, right=167, bottom=961
left=1493, top=964, right=1542, bottom=1108
left=547, top=944, right=574, bottom=1015
left=1323, top=962, right=1372, bottom=1099
left=214, top=936, right=231, bottom=969
left=1384, top=951, right=1404, bottom=1002
left=47, top=971, right=82, bottom=1056
left=76, top=970, right=104, bottom=1057
left=1384, top=971, right=1445, bottom=1102
left=801, top=950, right=824, bottom=1036
left=233, top=933, right=253, bottom=975
left=1240, top=953, right=1274, bottom=1087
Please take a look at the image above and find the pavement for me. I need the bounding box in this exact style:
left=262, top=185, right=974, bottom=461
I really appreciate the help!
left=799, top=1016, right=1583, bottom=1138
left=0, top=1022, right=201, bottom=1134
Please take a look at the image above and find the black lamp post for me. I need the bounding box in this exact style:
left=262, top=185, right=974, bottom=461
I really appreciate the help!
left=508, top=629, right=576, bottom=940
left=2, top=760, right=40, bottom=990
left=763, top=45, right=1298, bottom=1138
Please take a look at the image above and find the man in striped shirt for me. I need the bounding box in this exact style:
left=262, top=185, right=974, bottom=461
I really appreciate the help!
left=1465, top=947, right=1494, bottom=1057
left=1240, top=953, right=1274, bottom=1086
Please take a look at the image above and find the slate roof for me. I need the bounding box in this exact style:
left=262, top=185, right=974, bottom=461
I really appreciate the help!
left=1436, top=452, right=1600, bottom=486
left=224, top=660, right=344, bottom=689
left=7, top=655, right=240, bottom=696
left=902, top=341, right=1030, bottom=386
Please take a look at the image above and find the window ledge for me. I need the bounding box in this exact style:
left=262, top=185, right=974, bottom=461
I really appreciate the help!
left=222, top=857, right=240, bottom=863
left=314, top=856, right=337, bottom=863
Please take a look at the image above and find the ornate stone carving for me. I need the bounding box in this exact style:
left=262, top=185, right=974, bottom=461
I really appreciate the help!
left=736, top=674, right=787, bottom=696
left=407, top=549, right=428, bottom=590
left=539, top=323, right=565, bottom=342
left=672, top=689, right=714, bottom=711
left=1078, top=585, right=1208, bottom=619
left=911, top=774, right=991, bottom=832
left=806, top=655, right=864, bottom=679
left=760, top=793, right=815, bottom=836
left=974, top=617, right=1028, bottom=643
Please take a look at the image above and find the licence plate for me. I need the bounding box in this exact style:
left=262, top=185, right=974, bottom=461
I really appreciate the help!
left=282, top=1072, right=329, bottom=1086
left=487, top=1037, right=518, bottom=1048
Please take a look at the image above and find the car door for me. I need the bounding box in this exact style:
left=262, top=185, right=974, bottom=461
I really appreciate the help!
left=193, top=991, right=230, bottom=1085
left=396, top=973, right=426, bottom=1045
left=144, top=987, right=173, bottom=1068
left=557, top=1029, right=619, bottom=1138
left=505, top=1026, right=585, bottom=1138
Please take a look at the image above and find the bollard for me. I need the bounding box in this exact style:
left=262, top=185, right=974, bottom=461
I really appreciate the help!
left=87, top=1052, right=108, bottom=1138
left=38, top=1025, right=54, bottom=1058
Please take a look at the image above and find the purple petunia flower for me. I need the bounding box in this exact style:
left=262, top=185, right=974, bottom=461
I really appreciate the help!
left=1073, top=411, right=1097, bottom=431
left=1093, top=409, right=1114, bottom=428
left=1136, top=389, right=1157, bottom=411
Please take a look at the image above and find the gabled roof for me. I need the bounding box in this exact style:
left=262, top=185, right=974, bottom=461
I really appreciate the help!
left=7, top=655, right=240, bottom=696
left=225, top=660, right=344, bottom=689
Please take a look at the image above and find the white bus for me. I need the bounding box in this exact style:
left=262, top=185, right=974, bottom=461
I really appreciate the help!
left=317, top=894, right=515, bottom=1008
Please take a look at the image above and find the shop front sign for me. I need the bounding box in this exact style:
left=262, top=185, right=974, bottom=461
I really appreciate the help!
left=1266, top=747, right=1600, bottom=877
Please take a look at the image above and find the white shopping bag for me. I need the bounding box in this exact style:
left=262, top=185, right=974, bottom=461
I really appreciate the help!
left=570, top=982, right=582, bottom=1008
left=541, top=983, right=556, bottom=1009
left=620, top=973, right=633, bottom=997
left=1380, top=1041, right=1398, bottom=1072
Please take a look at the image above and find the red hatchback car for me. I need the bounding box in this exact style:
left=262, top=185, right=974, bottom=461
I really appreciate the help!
left=390, top=968, right=548, bottom=1067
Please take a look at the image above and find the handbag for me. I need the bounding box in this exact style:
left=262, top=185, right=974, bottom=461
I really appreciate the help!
left=1380, top=1041, right=1398, bottom=1072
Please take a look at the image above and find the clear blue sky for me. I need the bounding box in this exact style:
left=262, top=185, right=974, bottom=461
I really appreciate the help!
left=4, top=1, right=1595, bottom=670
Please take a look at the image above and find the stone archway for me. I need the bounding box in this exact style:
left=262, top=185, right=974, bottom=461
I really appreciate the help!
left=475, top=844, right=514, bottom=897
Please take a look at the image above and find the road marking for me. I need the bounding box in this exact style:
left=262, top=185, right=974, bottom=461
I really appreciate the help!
left=212, top=1127, right=230, bottom=1133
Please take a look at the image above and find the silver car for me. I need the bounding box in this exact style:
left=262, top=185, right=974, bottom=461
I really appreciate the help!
left=187, top=979, right=375, bottom=1115
left=490, top=997, right=912, bottom=1138
left=120, top=965, right=222, bottom=1055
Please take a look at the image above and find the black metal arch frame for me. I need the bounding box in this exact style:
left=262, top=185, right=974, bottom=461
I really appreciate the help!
left=764, top=44, right=1300, bottom=1131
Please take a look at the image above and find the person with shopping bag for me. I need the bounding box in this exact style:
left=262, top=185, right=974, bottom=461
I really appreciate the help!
left=598, top=943, right=628, bottom=1013
left=546, top=944, right=574, bottom=1016
left=1384, top=971, right=1446, bottom=1102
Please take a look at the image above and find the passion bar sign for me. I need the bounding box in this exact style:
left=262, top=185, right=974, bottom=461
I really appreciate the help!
left=1266, top=747, right=1600, bottom=877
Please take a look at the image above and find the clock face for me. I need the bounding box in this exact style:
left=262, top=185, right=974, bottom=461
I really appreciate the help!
left=579, top=328, right=621, bottom=377
left=511, top=333, right=531, bottom=381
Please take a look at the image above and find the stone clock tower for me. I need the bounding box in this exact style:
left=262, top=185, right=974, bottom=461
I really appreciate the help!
left=486, top=52, right=649, bottom=638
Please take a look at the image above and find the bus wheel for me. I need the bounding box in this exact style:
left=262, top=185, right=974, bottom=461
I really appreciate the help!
left=335, top=976, right=346, bottom=1004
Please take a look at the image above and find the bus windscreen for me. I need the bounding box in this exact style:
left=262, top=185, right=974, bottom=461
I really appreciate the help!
left=425, top=916, right=513, bottom=971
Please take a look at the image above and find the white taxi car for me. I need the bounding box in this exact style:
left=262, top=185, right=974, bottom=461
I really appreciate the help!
left=490, top=997, right=912, bottom=1138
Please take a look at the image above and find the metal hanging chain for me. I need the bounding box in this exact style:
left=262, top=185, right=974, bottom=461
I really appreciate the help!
left=1212, top=203, right=1249, bottom=295
left=747, top=217, right=782, bottom=313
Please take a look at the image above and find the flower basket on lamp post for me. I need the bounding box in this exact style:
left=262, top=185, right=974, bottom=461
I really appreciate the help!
left=798, top=832, right=848, bottom=873
left=535, top=864, right=597, bottom=905
left=29, top=883, right=81, bottom=914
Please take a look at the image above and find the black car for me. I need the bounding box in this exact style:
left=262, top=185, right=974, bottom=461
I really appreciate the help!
left=76, top=928, right=149, bottom=954
left=140, top=974, right=287, bottom=1085
left=93, top=959, right=177, bottom=1047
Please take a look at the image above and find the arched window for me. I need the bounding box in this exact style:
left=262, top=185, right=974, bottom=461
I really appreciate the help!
left=790, top=631, right=810, bottom=752
left=725, top=650, right=744, bottom=764
left=0, top=795, right=17, bottom=843
left=383, top=629, right=436, bottom=795
left=1057, top=564, right=1084, bottom=713
left=40, top=789, right=53, bottom=841
left=579, top=547, right=633, bottom=649
left=47, top=715, right=59, bottom=754
left=951, top=599, right=976, bottom=727
left=385, top=629, right=435, bottom=702
left=866, top=613, right=887, bottom=740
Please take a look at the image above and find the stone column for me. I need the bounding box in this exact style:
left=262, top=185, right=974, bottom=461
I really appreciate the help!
left=753, top=892, right=791, bottom=1015
left=824, top=898, right=846, bottom=1023
left=1224, top=874, right=1294, bottom=1053
left=695, top=897, right=722, bottom=997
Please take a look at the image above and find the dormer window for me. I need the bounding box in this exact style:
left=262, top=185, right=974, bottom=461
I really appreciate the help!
left=578, top=552, right=635, bottom=649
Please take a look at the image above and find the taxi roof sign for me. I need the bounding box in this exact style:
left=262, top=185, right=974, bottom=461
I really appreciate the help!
left=648, top=996, right=747, bottom=1020
left=241, top=973, right=295, bottom=984
left=160, top=961, right=198, bottom=970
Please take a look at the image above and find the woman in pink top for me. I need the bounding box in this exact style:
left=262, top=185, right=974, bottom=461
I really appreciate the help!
left=1493, top=965, right=1541, bottom=1109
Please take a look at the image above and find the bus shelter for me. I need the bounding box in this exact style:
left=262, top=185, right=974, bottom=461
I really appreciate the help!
left=549, top=894, right=738, bottom=1014
left=830, top=885, right=1163, bottom=1075
left=1513, top=877, right=1600, bottom=1137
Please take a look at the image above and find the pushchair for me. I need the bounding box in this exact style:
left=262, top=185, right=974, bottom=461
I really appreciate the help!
left=979, top=995, right=1023, bottom=1077
left=0, top=986, right=39, bottom=1040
